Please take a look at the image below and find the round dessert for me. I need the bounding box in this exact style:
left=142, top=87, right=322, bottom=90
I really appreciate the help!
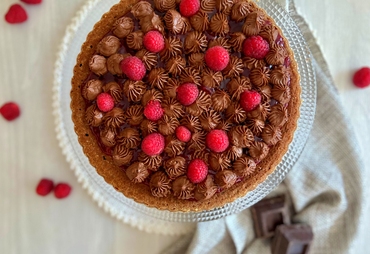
left=71, top=0, right=301, bottom=212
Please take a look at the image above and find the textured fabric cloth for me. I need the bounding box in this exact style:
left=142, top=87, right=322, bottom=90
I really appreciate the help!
left=163, top=1, right=366, bottom=253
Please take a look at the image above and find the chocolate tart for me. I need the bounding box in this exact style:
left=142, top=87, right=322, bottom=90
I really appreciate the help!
left=71, top=0, right=301, bottom=212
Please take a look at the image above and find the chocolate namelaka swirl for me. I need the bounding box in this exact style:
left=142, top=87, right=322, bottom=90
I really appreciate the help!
left=165, top=135, right=185, bottom=157
left=112, top=17, right=134, bottom=38
left=126, top=162, right=149, bottom=183
left=123, top=80, right=146, bottom=102
left=208, top=37, right=231, bottom=51
left=103, top=82, right=123, bottom=103
left=85, top=104, right=104, bottom=127
left=148, top=68, right=169, bottom=90
left=188, top=130, right=206, bottom=151
left=72, top=0, right=300, bottom=211
left=100, top=127, right=116, bottom=147
left=136, top=49, right=157, bottom=70
left=229, top=126, right=254, bottom=148
left=209, top=152, right=231, bottom=171
left=202, top=68, right=223, bottom=88
left=211, top=89, right=231, bottom=112
left=89, top=55, right=107, bottom=76
left=165, top=55, right=186, bottom=76
left=107, top=53, right=126, bottom=76
left=172, top=176, right=195, bottom=200
left=82, top=79, right=103, bottom=101
left=222, top=55, right=244, bottom=78
left=249, top=141, right=270, bottom=161
left=194, top=175, right=218, bottom=201
left=199, top=110, right=221, bottom=131
left=229, top=32, right=246, bottom=52
left=131, top=1, right=153, bottom=19
left=112, top=144, right=133, bottom=166
left=184, top=31, right=207, bottom=54
left=162, top=98, right=184, bottom=118
left=261, top=124, right=282, bottom=146
left=164, top=156, right=186, bottom=179
left=250, top=67, right=270, bottom=87
left=149, top=171, right=172, bottom=198
left=139, top=152, right=163, bottom=170
left=125, top=105, right=144, bottom=126
left=140, top=119, right=158, bottom=136
left=225, top=102, right=247, bottom=124
left=210, top=13, right=229, bottom=36
left=190, top=10, right=209, bottom=32
left=140, top=12, right=164, bottom=34
left=158, top=115, right=179, bottom=135
left=227, top=76, right=251, bottom=100
left=231, top=1, right=256, bottom=22
left=181, top=115, right=202, bottom=132
left=186, top=90, right=211, bottom=116
left=226, top=145, right=243, bottom=161
left=164, top=9, right=190, bottom=34
left=233, top=156, right=256, bottom=178
left=97, top=36, right=120, bottom=57
left=103, top=107, right=125, bottom=128
left=160, top=37, right=182, bottom=61
left=142, top=89, right=163, bottom=106
left=242, top=12, right=262, bottom=36
left=215, top=170, right=237, bottom=189
left=180, top=68, right=202, bottom=87
left=126, top=31, right=143, bottom=50
left=188, top=53, right=205, bottom=70
left=117, top=128, right=141, bottom=148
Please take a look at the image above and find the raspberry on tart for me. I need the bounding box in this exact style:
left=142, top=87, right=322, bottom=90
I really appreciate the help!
left=243, top=36, right=270, bottom=60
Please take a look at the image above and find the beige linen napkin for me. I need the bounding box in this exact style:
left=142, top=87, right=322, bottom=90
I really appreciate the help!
left=164, top=1, right=366, bottom=253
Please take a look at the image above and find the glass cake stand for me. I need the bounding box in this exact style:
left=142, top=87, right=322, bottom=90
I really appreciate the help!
left=53, top=0, right=316, bottom=230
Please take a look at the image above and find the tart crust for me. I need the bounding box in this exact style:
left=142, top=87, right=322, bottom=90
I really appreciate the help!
left=71, top=0, right=301, bottom=212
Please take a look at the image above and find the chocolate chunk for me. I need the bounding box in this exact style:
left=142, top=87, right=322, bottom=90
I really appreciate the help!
left=250, top=195, right=290, bottom=238
left=271, top=224, right=313, bottom=254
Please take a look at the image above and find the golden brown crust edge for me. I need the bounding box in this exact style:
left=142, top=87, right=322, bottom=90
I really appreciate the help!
left=70, top=0, right=301, bottom=212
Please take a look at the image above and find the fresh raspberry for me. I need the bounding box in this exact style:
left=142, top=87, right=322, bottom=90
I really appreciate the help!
left=96, top=93, right=114, bottom=112
left=5, top=4, right=27, bottom=24
left=36, top=178, right=54, bottom=196
left=243, top=36, right=270, bottom=59
left=141, top=133, right=165, bottom=156
left=179, top=0, right=200, bottom=17
left=175, top=126, right=192, bottom=142
left=0, top=102, right=21, bottom=121
left=143, top=31, right=165, bottom=53
left=144, top=100, right=164, bottom=121
left=177, top=83, right=199, bottom=106
left=120, top=56, right=146, bottom=81
left=205, top=46, right=230, bottom=71
left=187, top=159, right=208, bottom=184
left=206, top=130, right=229, bottom=153
left=353, top=67, right=370, bottom=88
left=21, top=0, right=42, bottom=4
left=240, top=90, right=261, bottom=111
left=54, top=183, right=72, bottom=199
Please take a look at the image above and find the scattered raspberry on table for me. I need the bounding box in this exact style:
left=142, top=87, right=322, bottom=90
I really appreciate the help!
left=36, top=179, right=54, bottom=196
left=0, top=102, right=21, bottom=121
left=4, top=4, right=27, bottom=24
left=54, top=183, right=72, bottom=199
left=353, top=67, right=370, bottom=88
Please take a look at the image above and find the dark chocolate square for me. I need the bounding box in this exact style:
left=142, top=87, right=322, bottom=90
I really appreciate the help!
left=271, top=224, right=313, bottom=254
left=251, top=195, right=290, bottom=238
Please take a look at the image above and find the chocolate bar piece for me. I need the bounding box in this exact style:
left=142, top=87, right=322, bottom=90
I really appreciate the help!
left=250, top=195, right=290, bottom=238
left=271, top=224, right=313, bottom=254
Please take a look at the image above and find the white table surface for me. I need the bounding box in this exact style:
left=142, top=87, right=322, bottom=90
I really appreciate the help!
left=1, top=0, right=369, bottom=253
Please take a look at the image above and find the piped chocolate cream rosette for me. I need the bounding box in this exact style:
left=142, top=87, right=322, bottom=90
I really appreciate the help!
left=71, top=0, right=300, bottom=211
